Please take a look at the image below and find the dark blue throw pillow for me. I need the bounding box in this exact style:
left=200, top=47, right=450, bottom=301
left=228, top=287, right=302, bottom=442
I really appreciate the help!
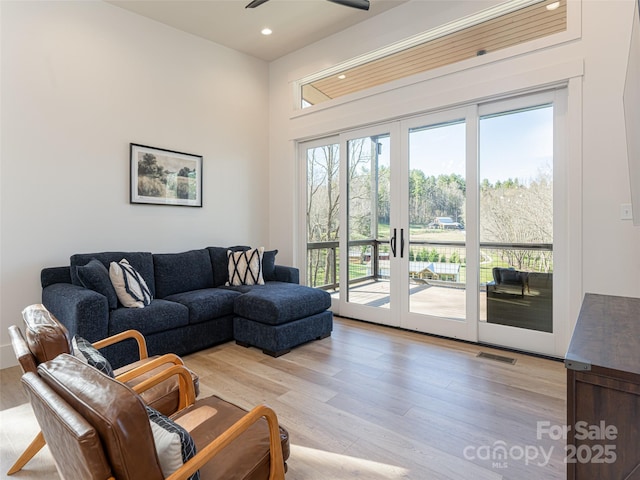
left=262, top=249, right=278, bottom=281
left=75, top=259, right=118, bottom=309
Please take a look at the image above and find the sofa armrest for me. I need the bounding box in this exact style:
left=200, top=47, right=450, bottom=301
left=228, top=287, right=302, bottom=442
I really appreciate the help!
left=41, top=266, right=72, bottom=288
left=273, top=265, right=299, bottom=284
left=42, top=283, right=109, bottom=342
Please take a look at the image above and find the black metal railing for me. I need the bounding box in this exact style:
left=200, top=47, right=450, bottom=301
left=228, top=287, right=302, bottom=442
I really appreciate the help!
left=306, top=239, right=553, bottom=290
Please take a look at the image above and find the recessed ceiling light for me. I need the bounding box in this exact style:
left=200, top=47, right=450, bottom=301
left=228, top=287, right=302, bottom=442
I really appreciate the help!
left=338, top=74, right=346, bottom=79
left=261, top=28, right=272, bottom=35
left=546, top=1, right=560, bottom=11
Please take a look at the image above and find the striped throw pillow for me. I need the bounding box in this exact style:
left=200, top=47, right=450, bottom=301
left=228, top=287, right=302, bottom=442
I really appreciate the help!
left=109, top=258, right=152, bottom=308
left=71, top=335, right=114, bottom=378
left=146, top=405, right=200, bottom=480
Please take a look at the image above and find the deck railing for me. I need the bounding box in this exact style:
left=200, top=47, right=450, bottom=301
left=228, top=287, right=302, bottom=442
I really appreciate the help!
left=307, top=239, right=553, bottom=290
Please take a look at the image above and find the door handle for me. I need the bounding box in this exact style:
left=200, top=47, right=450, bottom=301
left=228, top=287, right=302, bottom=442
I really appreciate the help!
left=400, top=228, right=405, bottom=258
left=390, top=228, right=397, bottom=257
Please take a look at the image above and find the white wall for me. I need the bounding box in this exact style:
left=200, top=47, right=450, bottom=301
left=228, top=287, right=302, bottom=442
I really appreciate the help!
left=268, top=0, right=640, bottom=341
left=267, top=0, right=502, bottom=266
left=0, top=1, right=270, bottom=368
left=2, top=0, right=638, bottom=368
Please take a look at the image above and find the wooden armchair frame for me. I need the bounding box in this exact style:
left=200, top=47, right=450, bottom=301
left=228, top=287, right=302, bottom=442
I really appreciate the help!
left=131, top=364, right=286, bottom=480
left=7, top=327, right=185, bottom=476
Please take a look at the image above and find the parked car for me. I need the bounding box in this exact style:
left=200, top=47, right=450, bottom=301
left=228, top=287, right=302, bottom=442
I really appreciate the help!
left=429, top=217, right=463, bottom=229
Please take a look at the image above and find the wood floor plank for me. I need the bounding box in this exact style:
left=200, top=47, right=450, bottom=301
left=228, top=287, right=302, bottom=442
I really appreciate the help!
left=0, top=316, right=567, bottom=480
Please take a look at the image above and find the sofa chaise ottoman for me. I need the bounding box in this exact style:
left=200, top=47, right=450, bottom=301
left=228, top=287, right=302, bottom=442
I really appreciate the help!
left=41, top=246, right=333, bottom=368
left=233, top=282, right=333, bottom=357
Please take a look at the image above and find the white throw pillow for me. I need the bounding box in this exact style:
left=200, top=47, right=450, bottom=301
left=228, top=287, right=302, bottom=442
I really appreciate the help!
left=146, top=406, right=199, bottom=480
left=226, top=247, right=265, bottom=286
left=109, top=259, right=152, bottom=308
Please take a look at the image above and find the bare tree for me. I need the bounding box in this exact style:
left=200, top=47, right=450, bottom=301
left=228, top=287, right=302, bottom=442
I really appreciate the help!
left=307, top=144, right=340, bottom=287
left=480, top=173, right=553, bottom=271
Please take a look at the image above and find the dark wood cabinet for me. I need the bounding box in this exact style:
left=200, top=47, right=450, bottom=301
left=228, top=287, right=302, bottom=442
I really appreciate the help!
left=565, top=293, right=640, bottom=480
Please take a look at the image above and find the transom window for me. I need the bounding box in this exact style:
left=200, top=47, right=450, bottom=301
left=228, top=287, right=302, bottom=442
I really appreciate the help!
left=300, top=0, right=566, bottom=108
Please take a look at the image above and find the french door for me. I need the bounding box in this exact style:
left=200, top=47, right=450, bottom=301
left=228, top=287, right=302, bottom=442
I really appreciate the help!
left=301, top=89, right=567, bottom=356
left=339, top=124, right=399, bottom=326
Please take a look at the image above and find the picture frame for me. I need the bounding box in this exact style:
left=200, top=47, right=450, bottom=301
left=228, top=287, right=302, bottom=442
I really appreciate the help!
left=130, top=143, right=203, bottom=207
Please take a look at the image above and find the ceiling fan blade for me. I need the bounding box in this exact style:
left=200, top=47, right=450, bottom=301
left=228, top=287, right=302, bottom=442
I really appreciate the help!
left=326, top=0, right=370, bottom=10
left=245, top=0, right=270, bottom=8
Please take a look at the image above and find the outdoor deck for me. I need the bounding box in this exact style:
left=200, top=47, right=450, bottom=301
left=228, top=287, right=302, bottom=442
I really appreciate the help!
left=330, top=278, right=552, bottom=332
left=330, top=279, right=482, bottom=321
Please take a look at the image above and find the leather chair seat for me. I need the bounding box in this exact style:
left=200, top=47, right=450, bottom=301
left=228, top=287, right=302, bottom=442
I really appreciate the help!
left=172, top=395, right=289, bottom=480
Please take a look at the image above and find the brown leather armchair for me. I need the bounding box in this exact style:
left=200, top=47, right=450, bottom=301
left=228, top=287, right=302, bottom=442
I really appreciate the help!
left=22, top=354, right=289, bottom=480
left=7, top=303, right=199, bottom=475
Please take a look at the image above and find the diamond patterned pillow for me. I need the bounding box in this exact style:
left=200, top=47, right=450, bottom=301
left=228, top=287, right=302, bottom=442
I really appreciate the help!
left=226, top=247, right=264, bottom=286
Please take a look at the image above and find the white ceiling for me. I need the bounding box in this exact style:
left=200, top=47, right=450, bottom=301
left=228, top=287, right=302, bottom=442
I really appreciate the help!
left=107, top=0, right=409, bottom=62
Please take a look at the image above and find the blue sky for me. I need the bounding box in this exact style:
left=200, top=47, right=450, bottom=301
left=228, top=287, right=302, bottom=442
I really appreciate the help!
left=407, top=105, right=554, bottom=185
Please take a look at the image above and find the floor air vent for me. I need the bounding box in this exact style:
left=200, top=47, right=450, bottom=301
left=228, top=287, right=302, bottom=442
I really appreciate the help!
left=477, top=352, right=517, bottom=365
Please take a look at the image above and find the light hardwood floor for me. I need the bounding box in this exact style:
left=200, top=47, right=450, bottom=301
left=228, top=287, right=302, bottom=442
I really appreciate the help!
left=0, top=316, right=567, bottom=480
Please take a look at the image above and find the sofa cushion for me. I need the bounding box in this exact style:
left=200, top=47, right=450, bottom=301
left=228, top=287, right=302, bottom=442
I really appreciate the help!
left=233, top=282, right=331, bottom=325
left=70, top=252, right=155, bottom=297
left=75, top=259, right=118, bottom=310
left=108, top=299, right=189, bottom=337
left=109, top=259, right=153, bottom=308
left=164, top=288, right=241, bottom=325
left=153, top=249, right=213, bottom=299
left=234, top=311, right=333, bottom=355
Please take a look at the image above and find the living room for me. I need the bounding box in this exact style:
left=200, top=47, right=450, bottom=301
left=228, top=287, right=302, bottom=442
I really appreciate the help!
left=1, top=0, right=639, bottom=478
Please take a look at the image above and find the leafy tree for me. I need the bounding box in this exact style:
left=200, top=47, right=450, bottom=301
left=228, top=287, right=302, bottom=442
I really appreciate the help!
left=177, top=167, right=193, bottom=177
left=138, top=154, right=167, bottom=180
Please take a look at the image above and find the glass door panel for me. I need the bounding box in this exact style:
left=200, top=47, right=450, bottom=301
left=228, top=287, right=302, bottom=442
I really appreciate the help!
left=305, top=142, right=340, bottom=293
left=301, top=90, right=566, bottom=356
left=479, top=104, right=554, bottom=334
left=407, top=120, right=467, bottom=321
left=346, top=134, right=391, bottom=308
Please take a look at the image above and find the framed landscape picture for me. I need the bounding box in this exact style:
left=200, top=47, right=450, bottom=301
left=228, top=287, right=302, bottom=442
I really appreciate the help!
left=130, top=143, right=203, bottom=207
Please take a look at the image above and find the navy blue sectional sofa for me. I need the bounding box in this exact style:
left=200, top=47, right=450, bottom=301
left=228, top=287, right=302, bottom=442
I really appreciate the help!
left=41, top=247, right=333, bottom=368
